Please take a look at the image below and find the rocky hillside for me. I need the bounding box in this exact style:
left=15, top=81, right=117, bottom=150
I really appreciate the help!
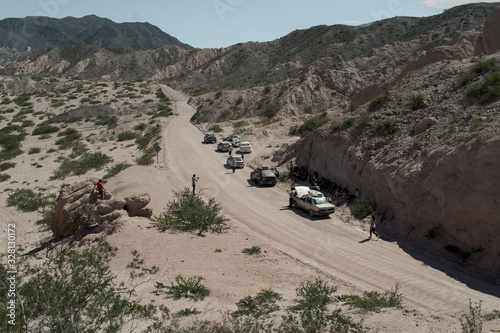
left=0, top=3, right=499, bottom=276
left=0, top=15, right=193, bottom=64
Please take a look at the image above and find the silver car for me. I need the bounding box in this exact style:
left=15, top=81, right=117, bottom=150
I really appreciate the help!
left=227, top=155, right=244, bottom=168
left=217, top=141, right=233, bottom=152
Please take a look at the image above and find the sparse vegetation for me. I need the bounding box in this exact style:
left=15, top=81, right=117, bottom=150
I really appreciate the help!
left=242, top=245, right=261, bottom=255
left=410, top=93, right=425, bottom=110
left=32, top=123, right=59, bottom=135
left=460, top=300, right=483, bottom=333
left=208, top=124, right=223, bottom=133
left=375, top=118, right=397, bottom=137
left=233, top=289, right=282, bottom=318
left=51, top=152, right=113, bottom=179
left=289, top=112, right=329, bottom=137
left=116, top=131, right=138, bottom=141
left=103, top=162, right=132, bottom=179
left=156, top=275, right=210, bottom=301
left=344, top=283, right=404, bottom=312
left=369, top=91, right=390, bottom=109
left=348, top=199, right=374, bottom=219
left=6, top=188, right=55, bottom=212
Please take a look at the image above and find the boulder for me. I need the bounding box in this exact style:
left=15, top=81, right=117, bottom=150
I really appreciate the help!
left=411, top=117, right=437, bottom=136
left=124, top=193, right=152, bottom=217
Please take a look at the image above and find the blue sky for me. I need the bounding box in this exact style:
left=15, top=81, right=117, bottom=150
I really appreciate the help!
left=0, top=0, right=498, bottom=48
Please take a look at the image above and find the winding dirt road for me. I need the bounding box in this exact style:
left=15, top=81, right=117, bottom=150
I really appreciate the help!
left=159, top=85, right=500, bottom=314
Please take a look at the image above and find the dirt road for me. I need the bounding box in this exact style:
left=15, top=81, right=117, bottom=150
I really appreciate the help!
left=159, top=85, right=500, bottom=314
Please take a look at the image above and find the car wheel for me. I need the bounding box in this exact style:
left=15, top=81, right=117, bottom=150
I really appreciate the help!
left=309, top=210, right=315, bottom=217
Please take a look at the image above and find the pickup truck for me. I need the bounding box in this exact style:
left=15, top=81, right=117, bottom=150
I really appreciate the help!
left=293, top=186, right=336, bottom=217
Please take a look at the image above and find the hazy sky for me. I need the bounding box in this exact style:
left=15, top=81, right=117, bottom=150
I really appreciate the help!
left=0, top=0, right=498, bottom=48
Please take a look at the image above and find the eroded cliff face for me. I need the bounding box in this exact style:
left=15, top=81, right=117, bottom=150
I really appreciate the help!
left=283, top=125, right=500, bottom=274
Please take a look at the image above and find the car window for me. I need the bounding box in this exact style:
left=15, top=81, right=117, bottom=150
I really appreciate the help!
left=261, top=170, right=275, bottom=177
left=314, top=198, right=328, bottom=205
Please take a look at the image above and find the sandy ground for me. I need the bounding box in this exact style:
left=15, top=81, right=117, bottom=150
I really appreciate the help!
left=1, top=84, right=499, bottom=332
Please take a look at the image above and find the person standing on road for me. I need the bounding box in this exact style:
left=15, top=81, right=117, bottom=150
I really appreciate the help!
left=228, top=145, right=233, bottom=156
left=289, top=187, right=296, bottom=208
left=369, top=214, right=380, bottom=239
left=192, top=174, right=199, bottom=194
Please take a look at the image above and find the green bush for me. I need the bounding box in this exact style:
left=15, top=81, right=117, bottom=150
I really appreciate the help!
left=116, top=131, right=138, bottom=141
left=344, top=283, right=404, bottom=312
left=136, top=150, right=155, bottom=166
left=233, top=289, right=282, bottom=318
left=242, top=246, right=261, bottom=255
left=0, top=133, right=24, bottom=161
left=13, top=92, right=32, bottom=107
left=0, top=173, right=10, bottom=182
left=51, top=152, right=112, bottom=180
left=343, top=117, right=357, bottom=127
left=289, top=277, right=337, bottom=311
left=460, top=300, right=483, bottom=333
left=156, top=275, right=210, bottom=301
left=32, top=123, right=59, bottom=135
left=466, top=72, right=500, bottom=100
left=410, top=93, right=425, bottom=110
left=0, top=240, right=158, bottom=332
left=289, top=112, right=329, bottom=137
left=356, top=112, right=371, bottom=127
left=152, top=188, right=229, bottom=236
left=0, top=162, right=15, bottom=171
left=348, top=199, right=374, bottom=219
left=156, top=88, right=170, bottom=103
left=28, top=147, right=41, bottom=154
left=55, top=128, right=82, bottom=149
left=208, top=124, right=223, bottom=133
left=174, top=308, right=201, bottom=317
left=375, top=118, right=397, bottom=137
left=104, top=162, right=131, bottom=179
left=94, top=115, right=118, bottom=129
left=135, top=127, right=159, bottom=151
left=6, top=188, right=54, bottom=212
left=369, top=91, right=390, bottom=109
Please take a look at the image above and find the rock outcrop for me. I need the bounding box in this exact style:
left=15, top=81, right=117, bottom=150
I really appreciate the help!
left=50, top=181, right=153, bottom=240
left=475, top=7, right=500, bottom=55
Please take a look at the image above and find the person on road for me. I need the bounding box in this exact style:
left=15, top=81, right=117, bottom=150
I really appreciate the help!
left=289, top=187, right=296, bottom=208
left=369, top=214, right=380, bottom=239
left=93, top=179, right=106, bottom=200
left=192, top=174, right=199, bottom=194
left=228, top=145, right=233, bottom=156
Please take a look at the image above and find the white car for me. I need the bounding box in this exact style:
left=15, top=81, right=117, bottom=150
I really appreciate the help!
left=293, top=186, right=336, bottom=217
left=227, top=155, right=244, bottom=168
left=239, top=142, right=252, bottom=153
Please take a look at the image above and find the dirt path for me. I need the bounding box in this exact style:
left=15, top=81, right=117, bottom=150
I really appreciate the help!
left=156, top=85, right=500, bottom=315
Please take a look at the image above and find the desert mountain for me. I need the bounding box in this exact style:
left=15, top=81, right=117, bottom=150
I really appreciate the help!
left=0, top=14, right=193, bottom=63
left=1, top=3, right=500, bottom=276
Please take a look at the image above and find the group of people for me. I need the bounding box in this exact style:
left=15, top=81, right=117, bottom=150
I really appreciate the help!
left=290, top=165, right=357, bottom=201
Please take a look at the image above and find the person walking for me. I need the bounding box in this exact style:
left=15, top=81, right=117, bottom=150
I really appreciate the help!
left=192, top=174, right=199, bottom=194
left=289, top=187, right=296, bottom=208
left=93, top=179, right=106, bottom=200
left=369, top=214, right=380, bottom=239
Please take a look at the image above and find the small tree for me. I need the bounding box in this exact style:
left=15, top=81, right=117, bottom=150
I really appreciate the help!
left=152, top=188, right=229, bottom=236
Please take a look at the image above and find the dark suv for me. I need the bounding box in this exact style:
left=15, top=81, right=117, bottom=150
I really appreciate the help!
left=204, top=133, right=217, bottom=143
left=250, top=166, right=278, bottom=186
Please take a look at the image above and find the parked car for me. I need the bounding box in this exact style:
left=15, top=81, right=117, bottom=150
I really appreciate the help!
left=227, top=155, right=244, bottom=168
left=223, top=135, right=242, bottom=147
left=250, top=166, right=277, bottom=186
left=239, top=142, right=252, bottom=153
left=217, top=141, right=233, bottom=152
left=293, top=186, right=336, bottom=217
left=204, top=133, right=217, bottom=143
